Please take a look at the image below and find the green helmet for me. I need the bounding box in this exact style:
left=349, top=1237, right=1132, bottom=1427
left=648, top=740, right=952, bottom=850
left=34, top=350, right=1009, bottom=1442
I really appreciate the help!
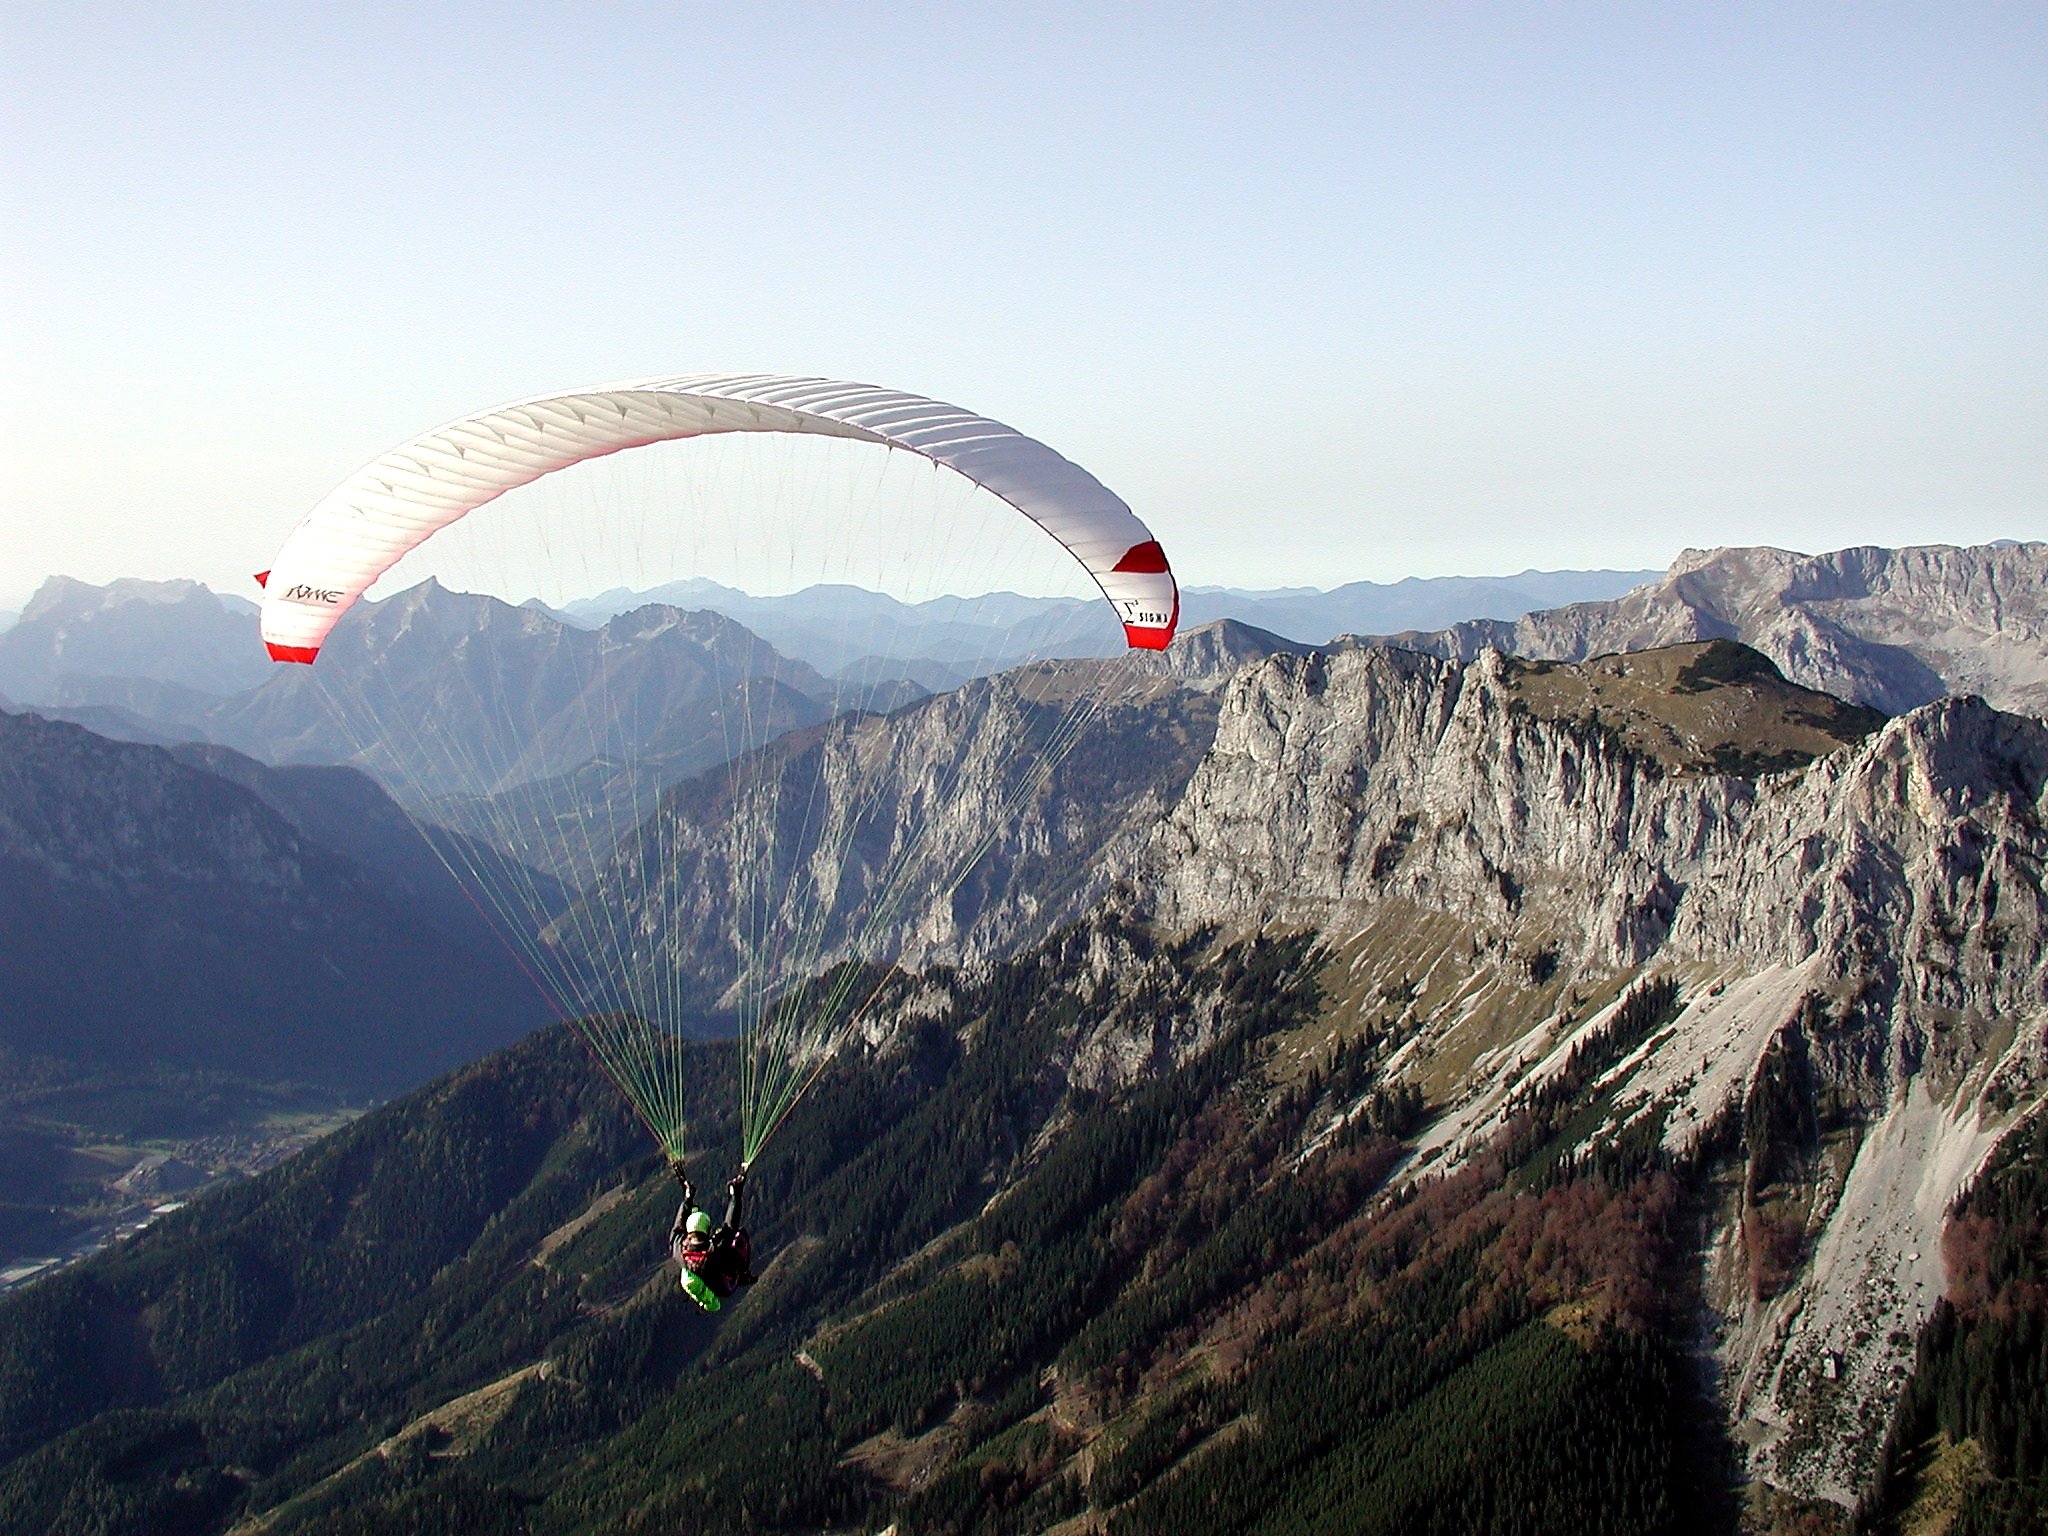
left=686, top=1210, right=713, bottom=1235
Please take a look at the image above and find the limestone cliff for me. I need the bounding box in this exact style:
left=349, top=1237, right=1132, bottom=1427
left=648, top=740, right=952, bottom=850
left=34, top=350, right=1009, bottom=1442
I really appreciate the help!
left=1131, top=640, right=2048, bottom=1509
left=559, top=659, right=1222, bottom=1018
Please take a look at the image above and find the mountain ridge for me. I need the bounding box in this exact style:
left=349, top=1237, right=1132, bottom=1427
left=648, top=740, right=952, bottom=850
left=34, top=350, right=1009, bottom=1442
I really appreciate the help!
left=0, top=578, right=267, bottom=705
left=1381, top=541, right=2048, bottom=716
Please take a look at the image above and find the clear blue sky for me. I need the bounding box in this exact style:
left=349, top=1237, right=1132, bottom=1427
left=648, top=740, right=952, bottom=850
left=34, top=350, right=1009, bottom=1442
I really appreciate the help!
left=2, top=3, right=2043, bottom=609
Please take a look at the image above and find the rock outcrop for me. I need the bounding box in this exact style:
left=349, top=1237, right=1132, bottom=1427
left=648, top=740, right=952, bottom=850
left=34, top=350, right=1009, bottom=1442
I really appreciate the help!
left=550, top=619, right=1309, bottom=1019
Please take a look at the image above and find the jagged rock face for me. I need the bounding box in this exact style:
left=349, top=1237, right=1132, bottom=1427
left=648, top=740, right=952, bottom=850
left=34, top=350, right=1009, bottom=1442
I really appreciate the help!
left=1673, top=695, right=2048, bottom=999
left=1134, top=643, right=2048, bottom=1509
left=1139, top=617, right=1312, bottom=689
left=1392, top=541, right=2048, bottom=716
left=1147, top=646, right=1755, bottom=966
left=539, top=620, right=1306, bottom=1020
left=560, top=663, right=1221, bottom=1018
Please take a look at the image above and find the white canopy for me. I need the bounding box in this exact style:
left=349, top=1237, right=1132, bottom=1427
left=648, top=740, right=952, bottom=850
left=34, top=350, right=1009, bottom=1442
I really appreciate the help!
left=259, top=373, right=1179, bottom=660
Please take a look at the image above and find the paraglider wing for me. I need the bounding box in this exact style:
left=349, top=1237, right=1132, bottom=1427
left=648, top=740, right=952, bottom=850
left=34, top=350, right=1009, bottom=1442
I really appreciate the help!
left=258, top=374, right=1178, bottom=662
left=257, top=371, right=1179, bottom=1177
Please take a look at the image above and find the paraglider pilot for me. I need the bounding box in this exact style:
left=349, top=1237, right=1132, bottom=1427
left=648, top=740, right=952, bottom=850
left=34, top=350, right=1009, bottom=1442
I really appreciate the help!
left=670, top=1166, right=756, bottom=1312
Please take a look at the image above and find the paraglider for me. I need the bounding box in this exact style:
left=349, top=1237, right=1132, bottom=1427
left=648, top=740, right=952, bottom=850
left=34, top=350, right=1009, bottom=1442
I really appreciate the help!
left=670, top=1170, right=755, bottom=1312
left=259, top=373, right=1178, bottom=1289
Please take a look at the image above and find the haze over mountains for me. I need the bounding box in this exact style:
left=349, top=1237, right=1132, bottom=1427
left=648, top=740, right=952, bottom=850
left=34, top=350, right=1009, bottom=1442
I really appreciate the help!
left=0, top=562, right=1657, bottom=886
left=1, top=538, right=2044, bottom=1534
left=0, top=563, right=1658, bottom=729
left=0, top=580, right=895, bottom=784
left=1178, top=566, right=1664, bottom=641
left=555, top=566, right=1660, bottom=681
left=0, top=577, right=270, bottom=704
left=0, top=713, right=548, bottom=1097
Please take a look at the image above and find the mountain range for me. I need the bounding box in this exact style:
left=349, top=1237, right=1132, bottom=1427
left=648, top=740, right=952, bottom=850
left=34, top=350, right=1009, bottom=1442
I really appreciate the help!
left=0, top=539, right=2043, bottom=1533
left=0, top=625, right=2039, bottom=1531
left=556, top=567, right=1660, bottom=677
left=1388, top=541, right=2048, bottom=716
left=0, top=563, right=1660, bottom=751
left=1178, top=566, right=1664, bottom=641
left=541, top=603, right=2041, bottom=1513
left=0, top=578, right=269, bottom=705
left=0, top=563, right=1657, bottom=891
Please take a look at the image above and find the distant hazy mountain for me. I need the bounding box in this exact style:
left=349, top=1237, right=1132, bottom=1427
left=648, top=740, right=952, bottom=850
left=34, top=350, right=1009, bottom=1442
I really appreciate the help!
left=559, top=566, right=1660, bottom=667
left=1178, top=566, right=1659, bottom=641
left=0, top=577, right=269, bottom=705
left=0, top=588, right=898, bottom=915
left=165, top=741, right=574, bottom=947
left=2, top=567, right=1659, bottom=774
left=9, top=583, right=930, bottom=865
left=0, top=710, right=550, bottom=1095
left=561, top=577, right=1115, bottom=680
left=201, top=583, right=860, bottom=794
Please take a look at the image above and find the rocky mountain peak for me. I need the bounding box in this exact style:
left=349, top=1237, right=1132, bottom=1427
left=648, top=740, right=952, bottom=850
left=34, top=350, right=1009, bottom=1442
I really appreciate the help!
left=1141, top=617, right=1310, bottom=690
left=19, top=574, right=253, bottom=624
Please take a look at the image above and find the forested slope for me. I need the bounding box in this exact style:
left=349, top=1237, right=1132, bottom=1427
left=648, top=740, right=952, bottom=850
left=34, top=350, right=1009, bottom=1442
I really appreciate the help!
left=1869, top=1107, right=2048, bottom=1535
left=0, top=920, right=1737, bottom=1536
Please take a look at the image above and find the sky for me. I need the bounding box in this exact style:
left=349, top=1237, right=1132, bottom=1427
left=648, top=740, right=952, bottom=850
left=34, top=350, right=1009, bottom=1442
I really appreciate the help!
left=2, top=3, right=2044, bottom=611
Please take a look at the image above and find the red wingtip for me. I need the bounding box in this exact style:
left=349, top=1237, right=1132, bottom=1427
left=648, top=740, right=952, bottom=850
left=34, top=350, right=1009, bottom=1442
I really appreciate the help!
left=1122, top=587, right=1180, bottom=652
left=265, top=642, right=319, bottom=664
left=1111, top=539, right=1171, bottom=575
left=253, top=570, right=270, bottom=589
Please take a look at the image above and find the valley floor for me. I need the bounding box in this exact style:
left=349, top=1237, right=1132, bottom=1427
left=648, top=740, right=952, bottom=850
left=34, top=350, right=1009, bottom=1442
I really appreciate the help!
left=0, top=1055, right=359, bottom=1282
